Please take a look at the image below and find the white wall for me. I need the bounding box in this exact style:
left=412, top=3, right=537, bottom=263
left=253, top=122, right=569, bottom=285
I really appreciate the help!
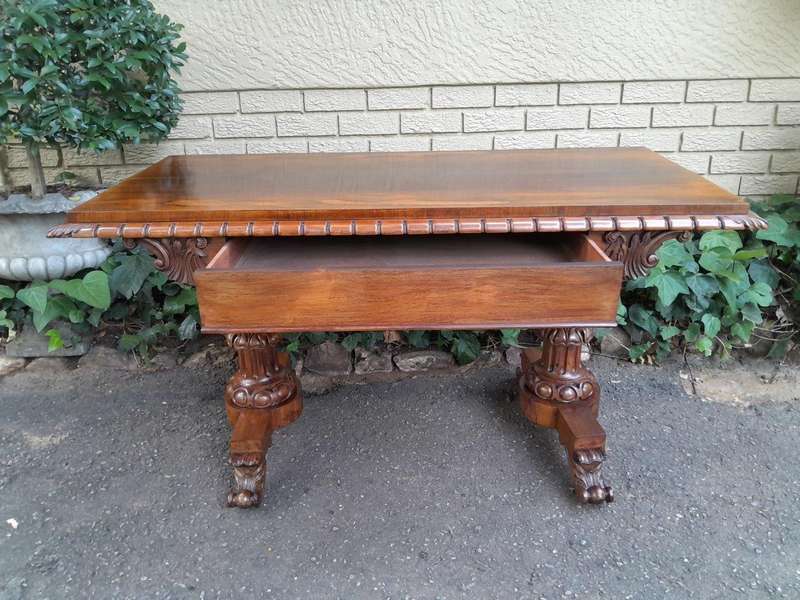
left=155, top=0, right=800, bottom=92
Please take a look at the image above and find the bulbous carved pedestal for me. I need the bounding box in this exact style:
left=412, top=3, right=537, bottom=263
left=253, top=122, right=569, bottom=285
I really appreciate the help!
left=224, top=333, right=302, bottom=508
left=519, top=328, right=613, bottom=504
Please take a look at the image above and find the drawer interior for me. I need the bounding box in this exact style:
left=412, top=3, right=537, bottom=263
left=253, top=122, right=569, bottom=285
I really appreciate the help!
left=206, top=234, right=613, bottom=273
left=195, top=233, right=622, bottom=333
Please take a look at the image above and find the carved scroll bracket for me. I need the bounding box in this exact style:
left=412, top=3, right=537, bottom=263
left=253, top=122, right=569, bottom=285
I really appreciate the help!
left=123, top=237, right=211, bottom=285
left=603, top=231, right=692, bottom=281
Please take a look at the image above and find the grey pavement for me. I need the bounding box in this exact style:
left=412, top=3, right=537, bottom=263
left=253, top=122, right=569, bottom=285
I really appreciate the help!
left=0, top=357, right=798, bottom=599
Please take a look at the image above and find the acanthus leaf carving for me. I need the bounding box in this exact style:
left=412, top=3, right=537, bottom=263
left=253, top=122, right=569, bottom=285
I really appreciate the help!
left=603, top=231, right=692, bottom=280
left=123, top=237, right=210, bottom=285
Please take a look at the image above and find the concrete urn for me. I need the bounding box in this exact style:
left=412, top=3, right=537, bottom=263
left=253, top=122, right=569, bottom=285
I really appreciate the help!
left=0, top=192, right=111, bottom=281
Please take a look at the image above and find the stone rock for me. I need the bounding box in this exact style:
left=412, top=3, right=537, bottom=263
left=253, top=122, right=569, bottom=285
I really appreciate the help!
left=5, top=321, right=89, bottom=357
left=182, top=344, right=235, bottom=369
left=78, top=345, right=137, bottom=371
left=0, top=355, right=27, bottom=377
left=25, top=356, right=73, bottom=373
left=300, top=372, right=339, bottom=395
left=581, top=343, right=591, bottom=363
left=599, top=327, right=631, bottom=357
left=481, top=349, right=503, bottom=366
left=304, top=341, right=352, bottom=376
left=354, top=347, right=393, bottom=375
left=147, top=351, right=179, bottom=370
left=505, top=346, right=522, bottom=370
left=393, top=349, right=455, bottom=372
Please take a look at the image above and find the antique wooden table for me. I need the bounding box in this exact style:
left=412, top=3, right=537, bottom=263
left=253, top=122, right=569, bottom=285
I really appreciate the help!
left=50, top=147, right=764, bottom=507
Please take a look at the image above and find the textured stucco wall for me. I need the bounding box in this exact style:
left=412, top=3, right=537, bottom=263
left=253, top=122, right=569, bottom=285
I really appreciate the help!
left=154, top=0, right=800, bottom=92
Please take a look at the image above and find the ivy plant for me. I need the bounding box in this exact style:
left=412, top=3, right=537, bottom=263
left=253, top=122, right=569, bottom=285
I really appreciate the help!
left=618, top=229, right=776, bottom=360
left=0, top=244, right=199, bottom=356
left=0, top=0, right=186, bottom=197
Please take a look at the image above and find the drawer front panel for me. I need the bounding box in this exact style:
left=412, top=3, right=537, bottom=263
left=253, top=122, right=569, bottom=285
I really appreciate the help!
left=196, top=263, right=623, bottom=333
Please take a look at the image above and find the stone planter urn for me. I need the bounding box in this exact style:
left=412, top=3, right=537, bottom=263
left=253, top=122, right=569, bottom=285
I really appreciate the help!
left=0, top=191, right=111, bottom=281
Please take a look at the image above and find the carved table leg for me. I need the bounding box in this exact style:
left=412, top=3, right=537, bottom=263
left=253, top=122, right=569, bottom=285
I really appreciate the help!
left=224, top=333, right=302, bottom=508
left=519, top=328, right=613, bottom=504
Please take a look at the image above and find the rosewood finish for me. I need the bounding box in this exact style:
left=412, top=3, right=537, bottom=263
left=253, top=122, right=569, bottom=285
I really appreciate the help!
left=50, top=147, right=765, bottom=508
left=195, top=235, right=622, bottom=333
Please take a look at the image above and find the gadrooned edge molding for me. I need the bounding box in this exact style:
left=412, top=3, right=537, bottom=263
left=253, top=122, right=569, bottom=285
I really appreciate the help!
left=48, top=212, right=768, bottom=239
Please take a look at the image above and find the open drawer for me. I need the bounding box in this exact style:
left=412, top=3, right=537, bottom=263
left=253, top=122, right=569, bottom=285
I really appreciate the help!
left=194, top=234, right=623, bottom=333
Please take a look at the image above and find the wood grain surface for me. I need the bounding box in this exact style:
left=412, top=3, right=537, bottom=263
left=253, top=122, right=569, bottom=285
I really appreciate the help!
left=195, top=235, right=623, bottom=332
left=68, top=148, right=749, bottom=224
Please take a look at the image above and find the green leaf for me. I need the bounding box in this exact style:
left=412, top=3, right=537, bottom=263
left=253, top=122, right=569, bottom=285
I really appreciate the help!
left=695, top=336, right=714, bottom=356
left=685, top=274, right=719, bottom=300
left=701, top=314, right=721, bottom=338
left=0, top=309, right=15, bottom=333
left=740, top=302, right=764, bottom=325
left=731, top=321, right=754, bottom=343
left=16, top=283, right=48, bottom=313
left=0, top=284, right=14, bottom=300
left=684, top=322, right=701, bottom=343
left=616, top=302, right=628, bottom=326
left=659, top=325, right=681, bottom=340
left=177, top=313, right=198, bottom=341
left=163, top=287, right=196, bottom=314
left=628, top=304, right=660, bottom=337
left=698, top=247, right=734, bottom=274
left=698, top=230, right=743, bottom=254
left=747, top=259, right=780, bottom=289
left=50, top=271, right=111, bottom=309
left=45, top=329, right=64, bottom=353
left=732, top=247, right=768, bottom=261
left=109, top=253, right=155, bottom=298
left=738, top=282, right=773, bottom=307
left=500, top=328, right=521, bottom=347
left=756, top=214, right=800, bottom=247
left=647, top=270, right=690, bottom=305
left=406, top=330, right=431, bottom=348
left=628, top=343, right=651, bottom=361
left=449, top=332, right=481, bottom=365
left=119, top=334, right=141, bottom=352
left=87, top=307, right=104, bottom=327
left=28, top=10, right=49, bottom=28
left=656, top=240, right=694, bottom=269
left=767, top=339, right=790, bottom=360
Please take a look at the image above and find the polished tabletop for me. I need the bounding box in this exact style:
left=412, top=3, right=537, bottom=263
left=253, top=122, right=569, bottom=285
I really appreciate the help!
left=68, top=147, right=749, bottom=224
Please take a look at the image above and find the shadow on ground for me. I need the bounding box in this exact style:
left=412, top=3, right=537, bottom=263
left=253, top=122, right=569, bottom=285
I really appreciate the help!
left=0, top=357, right=798, bottom=599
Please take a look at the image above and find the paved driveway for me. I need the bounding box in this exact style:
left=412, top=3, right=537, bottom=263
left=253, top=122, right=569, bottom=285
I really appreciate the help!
left=0, top=358, right=797, bottom=599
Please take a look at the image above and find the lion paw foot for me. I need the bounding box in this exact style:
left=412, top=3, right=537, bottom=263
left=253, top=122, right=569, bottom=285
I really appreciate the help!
left=570, top=448, right=613, bottom=505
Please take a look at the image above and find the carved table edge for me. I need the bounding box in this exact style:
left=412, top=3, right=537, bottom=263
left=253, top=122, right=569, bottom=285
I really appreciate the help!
left=48, top=212, right=767, bottom=238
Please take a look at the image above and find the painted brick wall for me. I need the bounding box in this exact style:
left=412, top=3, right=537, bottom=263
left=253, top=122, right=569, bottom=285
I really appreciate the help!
left=4, top=78, right=800, bottom=199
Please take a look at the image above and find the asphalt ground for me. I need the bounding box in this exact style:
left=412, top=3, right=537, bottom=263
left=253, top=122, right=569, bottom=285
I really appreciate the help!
left=1, top=357, right=798, bottom=599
